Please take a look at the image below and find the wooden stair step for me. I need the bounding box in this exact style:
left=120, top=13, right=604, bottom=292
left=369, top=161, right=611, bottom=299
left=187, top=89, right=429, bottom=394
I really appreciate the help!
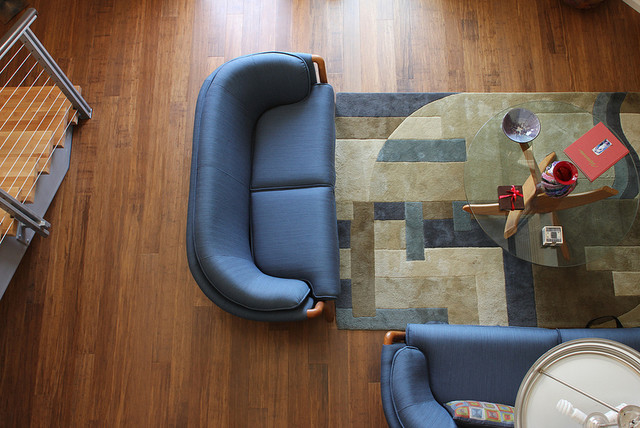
left=0, top=159, right=50, bottom=176
left=0, top=93, right=70, bottom=108
left=0, top=98, right=71, bottom=119
left=0, top=131, right=54, bottom=167
left=0, top=130, right=54, bottom=152
left=0, top=85, right=81, bottom=95
left=0, top=153, right=51, bottom=175
left=0, top=99, right=71, bottom=142
left=0, top=214, right=17, bottom=237
left=0, top=184, right=34, bottom=202
left=0, top=86, right=66, bottom=103
left=0, top=86, right=81, bottom=237
left=1, top=186, right=21, bottom=199
left=0, top=86, right=78, bottom=107
left=1, top=166, right=37, bottom=202
left=0, top=132, right=51, bottom=202
left=0, top=150, right=51, bottom=162
left=0, top=86, right=79, bottom=149
left=0, top=86, right=61, bottom=98
left=1, top=153, right=39, bottom=172
left=0, top=108, right=70, bottom=148
left=0, top=185, right=35, bottom=238
left=0, top=109, right=71, bottom=130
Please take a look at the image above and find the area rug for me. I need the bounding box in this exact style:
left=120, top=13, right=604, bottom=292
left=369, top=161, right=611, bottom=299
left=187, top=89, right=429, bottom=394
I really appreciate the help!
left=334, top=92, right=640, bottom=330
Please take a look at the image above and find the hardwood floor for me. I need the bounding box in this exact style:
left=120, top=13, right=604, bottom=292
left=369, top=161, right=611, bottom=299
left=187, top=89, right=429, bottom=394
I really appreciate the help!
left=0, top=0, right=639, bottom=426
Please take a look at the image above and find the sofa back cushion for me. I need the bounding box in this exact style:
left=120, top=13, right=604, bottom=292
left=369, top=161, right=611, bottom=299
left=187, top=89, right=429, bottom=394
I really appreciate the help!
left=559, top=328, right=640, bottom=350
left=406, top=324, right=559, bottom=406
left=195, top=52, right=315, bottom=196
left=252, top=84, right=336, bottom=190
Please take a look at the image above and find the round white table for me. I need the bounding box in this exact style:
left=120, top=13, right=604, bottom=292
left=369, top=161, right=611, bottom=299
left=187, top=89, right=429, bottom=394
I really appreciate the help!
left=516, top=339, right=640, bottom=427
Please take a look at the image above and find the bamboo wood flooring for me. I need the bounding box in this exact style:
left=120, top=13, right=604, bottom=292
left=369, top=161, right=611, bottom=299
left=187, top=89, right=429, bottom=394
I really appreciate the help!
left=0, top=0, right=639, bottom=426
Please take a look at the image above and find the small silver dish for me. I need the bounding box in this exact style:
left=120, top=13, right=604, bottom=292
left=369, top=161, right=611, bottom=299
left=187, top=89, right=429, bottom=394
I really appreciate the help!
left=502, top=108, right=541, bottom=143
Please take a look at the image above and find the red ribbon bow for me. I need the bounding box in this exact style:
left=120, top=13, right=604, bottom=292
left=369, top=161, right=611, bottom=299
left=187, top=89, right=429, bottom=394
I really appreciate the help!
left=499, top=185, right=523, bottom=209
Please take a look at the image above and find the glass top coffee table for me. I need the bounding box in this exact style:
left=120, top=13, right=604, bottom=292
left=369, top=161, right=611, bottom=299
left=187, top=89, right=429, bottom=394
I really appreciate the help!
left=463, top=101, right=639, bottom=267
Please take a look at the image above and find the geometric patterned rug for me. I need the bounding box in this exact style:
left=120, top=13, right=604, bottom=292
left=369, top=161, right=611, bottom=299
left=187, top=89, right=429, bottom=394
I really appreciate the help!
left=334, top=92, right=640, bottom=330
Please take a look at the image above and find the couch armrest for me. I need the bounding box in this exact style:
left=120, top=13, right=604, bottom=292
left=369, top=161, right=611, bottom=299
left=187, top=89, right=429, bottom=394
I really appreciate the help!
left=381, top=344, right=456, bottom=428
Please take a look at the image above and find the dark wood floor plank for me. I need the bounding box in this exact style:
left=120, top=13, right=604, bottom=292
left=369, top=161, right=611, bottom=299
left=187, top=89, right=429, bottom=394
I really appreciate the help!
left=266, top=329, right=290, bottom=427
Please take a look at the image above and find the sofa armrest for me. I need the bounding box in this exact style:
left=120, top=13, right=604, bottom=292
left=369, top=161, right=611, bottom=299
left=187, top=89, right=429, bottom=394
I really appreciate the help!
left=381, top=344, right=456, bottom=428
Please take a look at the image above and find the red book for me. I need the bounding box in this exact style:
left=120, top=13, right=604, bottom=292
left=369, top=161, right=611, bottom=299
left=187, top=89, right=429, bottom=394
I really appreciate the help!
left=563, top=122, right=629, bottom=182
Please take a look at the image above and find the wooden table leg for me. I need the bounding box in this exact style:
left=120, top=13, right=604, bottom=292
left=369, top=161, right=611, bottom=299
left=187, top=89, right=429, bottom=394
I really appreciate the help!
left=551, top=211, right=571, bottom=261
left=504, top=151, right=557, bottom=238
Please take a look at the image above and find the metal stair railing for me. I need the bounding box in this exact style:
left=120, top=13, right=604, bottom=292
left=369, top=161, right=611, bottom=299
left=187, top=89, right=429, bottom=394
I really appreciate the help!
left=0, top=7, right=90, bottom=243
left=0, top=8, right=91, bottom=119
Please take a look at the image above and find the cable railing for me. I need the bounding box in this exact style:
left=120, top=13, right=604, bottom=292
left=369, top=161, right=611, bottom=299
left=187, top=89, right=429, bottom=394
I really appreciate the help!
left=0, top=8, right=90, bottom=246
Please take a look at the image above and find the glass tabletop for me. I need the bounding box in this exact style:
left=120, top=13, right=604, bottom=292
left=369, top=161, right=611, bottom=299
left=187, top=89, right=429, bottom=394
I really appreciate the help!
left=464, top=101, right=639, bottom=267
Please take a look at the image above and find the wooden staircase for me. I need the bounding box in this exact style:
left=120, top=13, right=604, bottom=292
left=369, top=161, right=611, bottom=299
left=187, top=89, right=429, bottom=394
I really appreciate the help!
left=0, top=86, right=77, bottom=237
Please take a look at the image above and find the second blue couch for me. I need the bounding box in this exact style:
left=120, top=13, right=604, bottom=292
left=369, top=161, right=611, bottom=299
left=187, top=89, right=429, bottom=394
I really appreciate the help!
left=381, top=323, right=640, bottom=427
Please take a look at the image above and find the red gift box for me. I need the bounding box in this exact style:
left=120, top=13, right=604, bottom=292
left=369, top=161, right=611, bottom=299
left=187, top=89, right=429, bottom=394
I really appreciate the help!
left=498, top=185, right=524, bottom=211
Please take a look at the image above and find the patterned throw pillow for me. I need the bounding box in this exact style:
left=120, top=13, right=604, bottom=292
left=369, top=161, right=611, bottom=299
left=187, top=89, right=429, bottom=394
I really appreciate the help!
left=444, top=400, right=515, bottom=427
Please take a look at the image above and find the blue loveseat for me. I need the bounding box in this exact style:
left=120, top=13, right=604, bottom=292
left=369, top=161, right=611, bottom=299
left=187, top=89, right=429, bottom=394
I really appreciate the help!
left=186, top=52, right=340, bottom=321
left=380, top=323, right=640, bottom=427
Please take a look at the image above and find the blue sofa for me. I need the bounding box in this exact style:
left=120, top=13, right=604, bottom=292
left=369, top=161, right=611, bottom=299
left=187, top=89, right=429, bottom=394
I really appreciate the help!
left=380, top=323, right=640, bottom=427
left=186, top=52, right=340, bottom=321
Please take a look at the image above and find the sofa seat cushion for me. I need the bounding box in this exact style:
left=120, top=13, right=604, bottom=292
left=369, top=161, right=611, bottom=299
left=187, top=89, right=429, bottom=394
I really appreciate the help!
left=251, top=84, right=336, bottom=190
left=444, top=400, right=515, bottom=427
left=192, top=170, right=311, bottom=312
left=251, top=186, right=340, bottom=299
